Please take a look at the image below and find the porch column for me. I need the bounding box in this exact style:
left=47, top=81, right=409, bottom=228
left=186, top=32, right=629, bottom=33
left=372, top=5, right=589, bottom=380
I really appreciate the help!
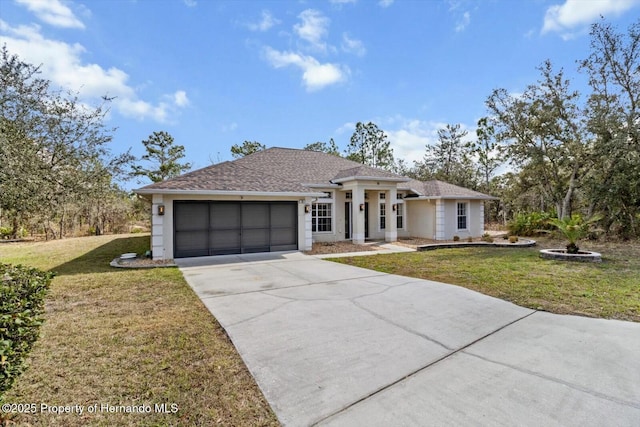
left=351, top=185, right=366, bottom=244
left=151, top=194, right=164, bottom=260
left=385, top=187, right=397, bottom=242
left=435, top=199, right=445, bottom=240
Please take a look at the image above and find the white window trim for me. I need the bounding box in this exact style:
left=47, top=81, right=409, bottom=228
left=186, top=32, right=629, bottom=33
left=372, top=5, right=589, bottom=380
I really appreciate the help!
left=456, top=200, right=469, bottom=231
left=312, top=191, right=335, bottom=234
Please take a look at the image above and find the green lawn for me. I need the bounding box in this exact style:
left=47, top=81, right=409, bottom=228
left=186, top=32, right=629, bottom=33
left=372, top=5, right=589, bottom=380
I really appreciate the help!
left=330, top=237, right=640, bottom=322
left=0, top=235, right=278, bottom=426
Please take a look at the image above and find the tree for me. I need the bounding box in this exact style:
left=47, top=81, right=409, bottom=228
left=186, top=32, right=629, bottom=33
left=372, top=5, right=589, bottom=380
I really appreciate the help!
left=470, top=117, right=503, bottom=191
left=421, top=123, right=478, bottom=188
left=230, top=140, right=266, bottom=158
left=131, top=131, right=191, bottom=183
left=345, top=122, right=395, bottom=170
left=486, top=60, right=588, bottom=219
left=303, top=138, right=340, bottom=156
left=579, top=18, right=640, bottom=237
left=0, top=47, right=131, bottom=239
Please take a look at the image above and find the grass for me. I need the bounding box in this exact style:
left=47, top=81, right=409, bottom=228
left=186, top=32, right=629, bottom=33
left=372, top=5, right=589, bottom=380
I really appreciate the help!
left=0, top=234, right=278, bottom=426
left=329, top=237, right=640, bottom=322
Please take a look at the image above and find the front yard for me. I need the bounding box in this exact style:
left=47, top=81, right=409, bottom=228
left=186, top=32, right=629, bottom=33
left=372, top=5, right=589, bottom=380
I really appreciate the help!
left=330, top=237, right=640, bottom=322
left=0, top=235, right=278, bottom=426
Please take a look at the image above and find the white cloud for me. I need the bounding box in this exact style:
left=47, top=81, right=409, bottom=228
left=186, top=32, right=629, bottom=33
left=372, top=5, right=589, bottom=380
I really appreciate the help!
left=247, top=10, right=280, bottom=32
left=294, top=9, right=330, bottom=52
left=263, top=46, right=348, bottom=91
left=542, top=0, right=640, bottom=37
left=16, top=0, right=85, bottom=29
left=455, top=11, right=471, bottom=32
left=378, top=0, right=394, bottom=7
left=183, top=0, right=197, bottom=7
left=0, top=20, right=188, bottom=123
left=173, top=90, right=189, bottom=107
left=341, top=33, right=366, bottom=56
left=330, top=0, right=357, bottom=4
left=385, top=119, right=450, bottom=163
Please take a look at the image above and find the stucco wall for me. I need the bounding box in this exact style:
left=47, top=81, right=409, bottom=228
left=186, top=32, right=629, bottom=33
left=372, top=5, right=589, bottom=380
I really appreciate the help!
left=406, top=200, right=435, bottom=238
left=441, top=199, right=485, bottom=240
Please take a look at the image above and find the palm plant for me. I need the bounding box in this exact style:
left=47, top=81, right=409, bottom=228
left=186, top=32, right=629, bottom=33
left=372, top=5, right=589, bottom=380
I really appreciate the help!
left=548, top=214, right=603, bottom=254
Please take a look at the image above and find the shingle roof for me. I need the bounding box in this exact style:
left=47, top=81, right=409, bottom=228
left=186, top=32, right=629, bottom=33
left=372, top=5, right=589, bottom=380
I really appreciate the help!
left=400, top=179, right=497, bottom=200
left=136, top=147, right=497, bottom=199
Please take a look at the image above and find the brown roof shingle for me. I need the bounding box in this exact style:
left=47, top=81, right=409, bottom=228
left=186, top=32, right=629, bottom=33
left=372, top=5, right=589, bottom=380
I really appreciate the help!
left=136, top=147, right=497, bottom=199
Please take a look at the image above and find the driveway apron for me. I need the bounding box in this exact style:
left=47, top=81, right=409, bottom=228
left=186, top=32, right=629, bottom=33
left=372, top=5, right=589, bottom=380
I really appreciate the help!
left=177, top=252, right=640, bottom=427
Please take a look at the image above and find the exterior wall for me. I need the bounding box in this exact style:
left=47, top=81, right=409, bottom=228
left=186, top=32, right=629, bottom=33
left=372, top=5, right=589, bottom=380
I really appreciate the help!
left=405, top=200, right=435, bottom=239
left=439, top=199, right=485, bottom=240
left=153, top=193, right=311, bottom=260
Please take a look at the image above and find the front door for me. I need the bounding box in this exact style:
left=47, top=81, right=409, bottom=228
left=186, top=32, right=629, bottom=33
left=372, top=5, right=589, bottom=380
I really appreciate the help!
left=344, top=201, right=369, bottom=240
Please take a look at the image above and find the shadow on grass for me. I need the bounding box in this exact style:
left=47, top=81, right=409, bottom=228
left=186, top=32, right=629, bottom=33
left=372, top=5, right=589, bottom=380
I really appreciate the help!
left=50, top=235, right=150, bottom=276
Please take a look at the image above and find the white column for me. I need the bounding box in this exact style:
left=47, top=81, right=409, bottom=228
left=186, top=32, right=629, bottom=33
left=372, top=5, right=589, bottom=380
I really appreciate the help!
left=479, top=201, right=485, bottom=237
left=385, top=187, right=397, bottom=242
left=435, top=199, right=445, bottom=240
left=351, top=185, right=365, bottom=244
left=151, top=194, right=164, bottom=260
left=303, top=198, right=313, bottom=250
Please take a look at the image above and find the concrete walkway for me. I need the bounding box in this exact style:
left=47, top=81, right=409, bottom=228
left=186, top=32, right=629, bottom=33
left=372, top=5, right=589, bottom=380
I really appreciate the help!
left=177, top=252, right=640, bottom=427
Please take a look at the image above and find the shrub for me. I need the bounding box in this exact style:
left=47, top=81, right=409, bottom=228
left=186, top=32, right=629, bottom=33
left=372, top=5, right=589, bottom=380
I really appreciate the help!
left=453, top=235, right=460, bottom=242
left=509, top=236, right=519, bottom=243
left=548, top=214, right=603, bottom=254
left=0, top=264, right=54, bottom=405
left=508, top=212, right=555, bottom=236
left=467, top=236, right=473, bottom=242
left=482, top=233, right=494, bottom=243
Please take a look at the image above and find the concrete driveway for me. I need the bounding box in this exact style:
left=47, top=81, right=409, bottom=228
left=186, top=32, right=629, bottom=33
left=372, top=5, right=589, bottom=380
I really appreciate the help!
left=177, top=252, right=640, bottom=426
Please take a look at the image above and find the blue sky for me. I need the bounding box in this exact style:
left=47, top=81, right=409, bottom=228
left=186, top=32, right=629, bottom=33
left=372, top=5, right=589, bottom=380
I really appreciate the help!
left=1, top=0, right=640, bottom=188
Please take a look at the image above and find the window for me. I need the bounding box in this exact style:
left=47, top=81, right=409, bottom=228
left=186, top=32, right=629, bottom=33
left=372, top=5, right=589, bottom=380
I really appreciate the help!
left=396, top=203, right=404, bottom=229
left=346, top=192, right=352, bottom=199
left=379, top=203, right=386, bottom=230
left=397, top=192, right=404, bottom=200
left=312, top=203, right=332, bottom=232
left=457, top=202, right=468, bottom=230
left=379, top=192, right=386, bottom=200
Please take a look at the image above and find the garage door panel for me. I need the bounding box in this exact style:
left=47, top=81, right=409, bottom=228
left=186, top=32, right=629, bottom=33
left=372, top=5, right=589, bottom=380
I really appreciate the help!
left=174, top=201, right=297, bottom=258
left=243, top=204, right=270, bottom=228
left=271, top=228, right=295, bottom=245
left=242, top=229, right=270, bottom=253
left=209, top=230, right=241, bottom=253
left=174, top=231, right=208, bottom=257
left=271, top=203, right=296, bottom=227
left=175, top=203, right=208, bottom=231
left=210, top=203, right=240, bottom=228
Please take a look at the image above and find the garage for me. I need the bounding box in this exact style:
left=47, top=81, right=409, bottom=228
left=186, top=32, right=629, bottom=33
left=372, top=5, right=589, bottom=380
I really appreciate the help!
left=173, top=201, right=298, bottom=258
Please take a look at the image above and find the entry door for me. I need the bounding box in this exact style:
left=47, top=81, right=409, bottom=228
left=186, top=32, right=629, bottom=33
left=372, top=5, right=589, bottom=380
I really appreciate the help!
left=364, top=202, right=369, bottom=239
left=345, top=202, right=351, bottom=239
left=344, top=201, right=369, bottom=240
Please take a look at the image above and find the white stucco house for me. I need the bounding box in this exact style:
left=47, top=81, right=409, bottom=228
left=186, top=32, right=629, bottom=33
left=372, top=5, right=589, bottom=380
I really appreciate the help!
left=135, top=147, right=497, bottom=259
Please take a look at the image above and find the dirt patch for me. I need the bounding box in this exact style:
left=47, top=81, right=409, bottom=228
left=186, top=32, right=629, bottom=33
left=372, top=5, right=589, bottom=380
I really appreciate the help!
left=111, top=257, right=177, bottom=268
left=304, top=241, right=380, bottom=255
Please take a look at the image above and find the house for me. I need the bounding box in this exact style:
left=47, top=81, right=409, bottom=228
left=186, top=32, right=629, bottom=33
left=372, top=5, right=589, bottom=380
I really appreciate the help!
left=135, top=147, right=496, bottom=259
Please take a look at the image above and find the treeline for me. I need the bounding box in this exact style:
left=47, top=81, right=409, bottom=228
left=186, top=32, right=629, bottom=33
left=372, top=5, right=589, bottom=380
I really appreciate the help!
left=0, top=47, right=146, bottom=239
left=298, top=19, right=639, bottom=239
